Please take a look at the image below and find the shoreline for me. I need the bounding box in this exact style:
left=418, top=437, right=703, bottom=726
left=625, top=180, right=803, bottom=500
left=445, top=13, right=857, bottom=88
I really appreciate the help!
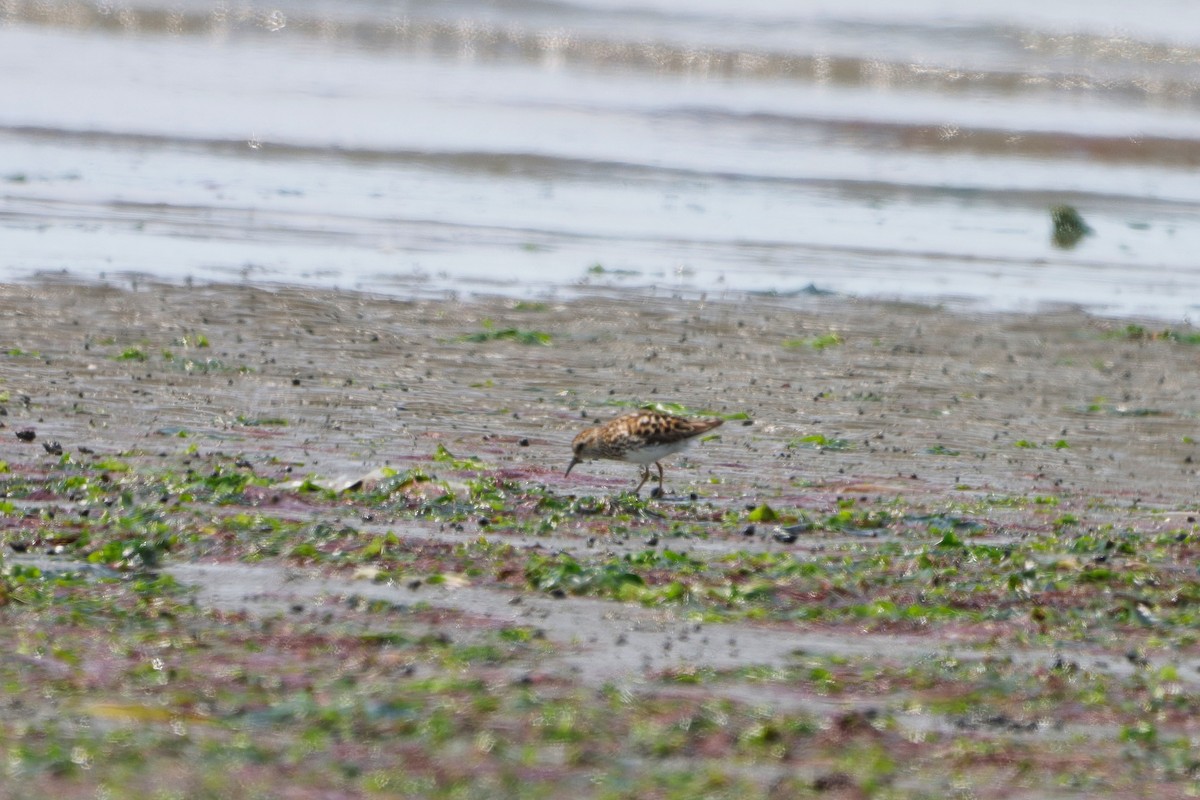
left=17, top=264, right=1200, bottom=326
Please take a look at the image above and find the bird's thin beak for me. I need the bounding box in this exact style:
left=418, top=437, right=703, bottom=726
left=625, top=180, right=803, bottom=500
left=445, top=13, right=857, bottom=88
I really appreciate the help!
left=565, top=457, right=581, bottom=476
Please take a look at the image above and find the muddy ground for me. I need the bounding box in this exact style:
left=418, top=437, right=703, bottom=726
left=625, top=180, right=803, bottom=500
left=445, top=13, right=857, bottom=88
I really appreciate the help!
left=6, top=278, right=1198, bottom=500
left=2, top=277, right=1200, bottom=798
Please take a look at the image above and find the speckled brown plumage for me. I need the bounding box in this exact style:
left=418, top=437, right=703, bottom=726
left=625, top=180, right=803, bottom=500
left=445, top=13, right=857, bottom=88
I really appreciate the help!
left=565, top=411, right=724, bottom=495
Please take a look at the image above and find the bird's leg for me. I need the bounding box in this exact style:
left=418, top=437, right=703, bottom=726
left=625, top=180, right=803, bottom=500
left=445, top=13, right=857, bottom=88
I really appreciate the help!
left=633, top=465, right=650, bottom=495
left=655, top=462, right=665, bottom=495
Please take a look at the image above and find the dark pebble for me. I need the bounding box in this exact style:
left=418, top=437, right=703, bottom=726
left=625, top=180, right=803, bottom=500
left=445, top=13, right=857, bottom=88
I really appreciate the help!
left=42, top=441, right=63, bottom=455
left=518, top=438, right=530, bottom=447
left=15, top=429, right=35, bottom=442
left=1126, top=650, right=1149, bottom=667
left=812, top=773, right=854, bottom=792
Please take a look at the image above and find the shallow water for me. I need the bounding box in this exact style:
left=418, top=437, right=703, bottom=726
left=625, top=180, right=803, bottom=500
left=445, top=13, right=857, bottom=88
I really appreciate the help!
left=3, top=0, right=1200, bottom=317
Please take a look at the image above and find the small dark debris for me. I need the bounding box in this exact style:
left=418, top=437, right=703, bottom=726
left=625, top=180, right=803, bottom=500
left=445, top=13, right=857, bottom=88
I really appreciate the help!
left=1051, top=655, right=1079, bottom=673
left=8, top=541, right=28, bottom=553
left=42, top=441, right=63, bottom=455
left=407, top=580, right=422, bottom=591
left=689, top=492, right=698, bottom=501
left=1051, top=204, right=1092, bottom=249
left=1126, top=650, right=1149, bottom=667
left=834, top=708, right=877, bottom=732
left=644, top=535, right=659, bottom=546
left=742, top=525, right=756, bottom=537
left=478, top=517, right=491, bottom=527
left=549, top=588, right=566, bottom=599
left=289, top=604, right=304, bottom=614
left=954, top=712, right=1038, bottom=733
left=78, top=446, right=94, bottom=454
left=812, top=772, right=855, bottom=793
left=291, top=378, right=301, bottom=386
left=650, top=487, right=662, bottom=498
left=518, top=438, right=530, bottom=447
left=772, top=528, right=798, bottom=544
left=15, top=429, right=35, bottom=442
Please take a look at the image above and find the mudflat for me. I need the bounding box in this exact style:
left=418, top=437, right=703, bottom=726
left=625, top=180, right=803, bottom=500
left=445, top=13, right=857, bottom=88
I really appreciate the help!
left=2, top=277, right=1199, bottom=798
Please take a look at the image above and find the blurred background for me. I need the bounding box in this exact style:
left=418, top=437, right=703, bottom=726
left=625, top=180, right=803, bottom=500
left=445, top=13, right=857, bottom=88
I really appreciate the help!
left=2, top=0, right=1199, bottom=318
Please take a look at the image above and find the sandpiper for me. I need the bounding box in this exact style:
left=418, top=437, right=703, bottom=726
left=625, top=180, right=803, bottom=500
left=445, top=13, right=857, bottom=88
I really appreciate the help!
left=565, top=410, right=723, bottom=495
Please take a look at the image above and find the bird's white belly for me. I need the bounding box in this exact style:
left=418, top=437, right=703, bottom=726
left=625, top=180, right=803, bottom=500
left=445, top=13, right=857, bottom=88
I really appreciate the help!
left=621, top=440, right=691, bottom=464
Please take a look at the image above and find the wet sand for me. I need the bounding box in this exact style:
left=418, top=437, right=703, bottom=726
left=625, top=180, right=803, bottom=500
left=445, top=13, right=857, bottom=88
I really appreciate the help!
left=3, top=276, right=1197, bottom=506
left=4, top=277, right=1200, bottom=796
left=6, top=275, right=1200, bottom=674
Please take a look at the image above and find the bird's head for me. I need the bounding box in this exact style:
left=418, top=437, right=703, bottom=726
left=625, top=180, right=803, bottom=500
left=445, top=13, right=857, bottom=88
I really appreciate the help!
left=565, top=427, right=599, bottom=475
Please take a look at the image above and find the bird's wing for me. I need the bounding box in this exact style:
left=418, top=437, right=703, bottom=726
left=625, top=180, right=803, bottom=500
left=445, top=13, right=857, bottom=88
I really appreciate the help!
left=632, top=413, right=723, bottom=444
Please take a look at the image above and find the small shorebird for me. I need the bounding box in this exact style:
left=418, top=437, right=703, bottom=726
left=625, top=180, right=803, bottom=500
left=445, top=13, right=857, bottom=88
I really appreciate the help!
left=565, top=410, right=724, bottom=496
